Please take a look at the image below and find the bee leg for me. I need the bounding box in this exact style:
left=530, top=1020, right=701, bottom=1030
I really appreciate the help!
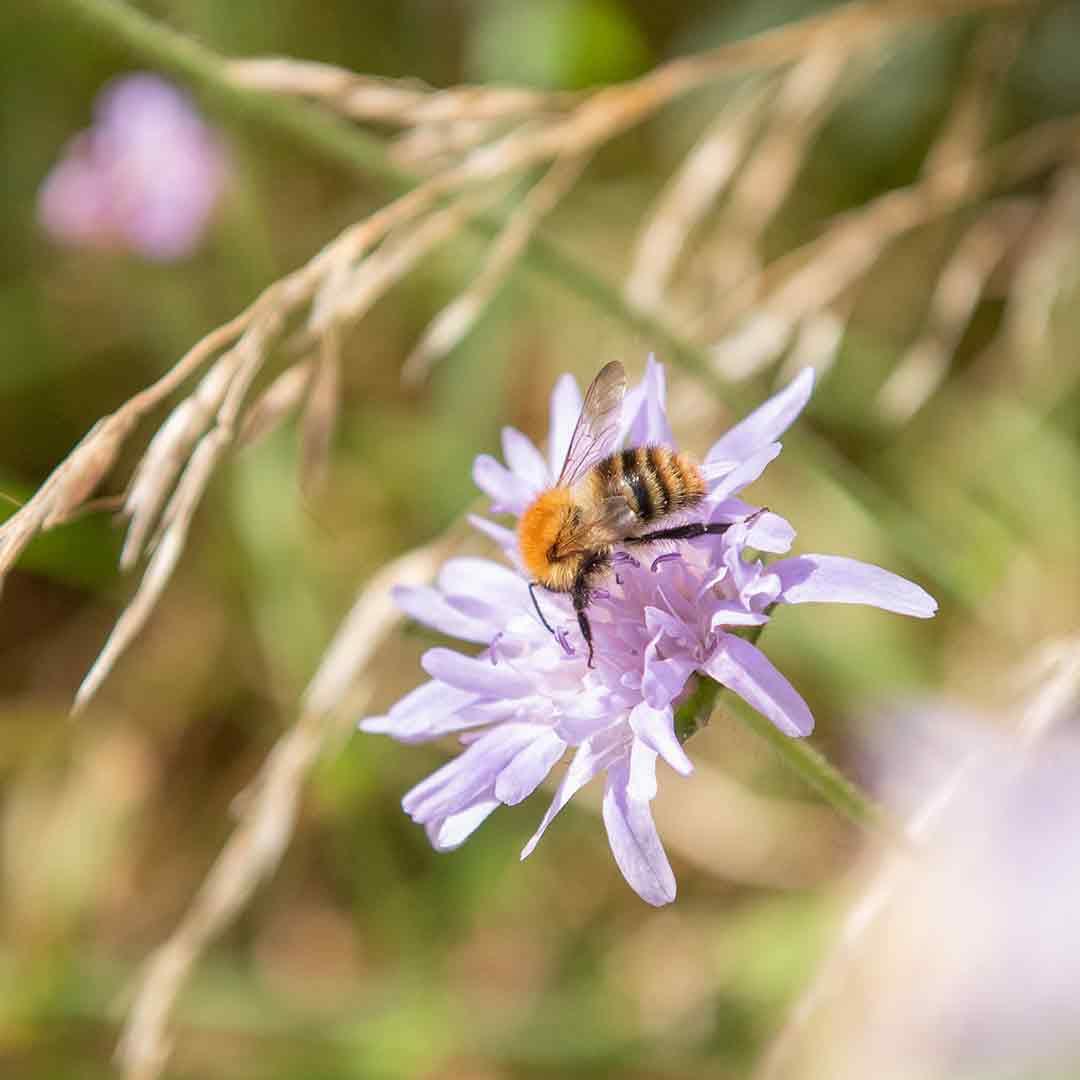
left=528, top=581, right=557, bottom=636
left=571, top=552, right=607, bottom=668
left=573, top=592, right=595, bottom=669
left=626, top=522, right=731, bottom=544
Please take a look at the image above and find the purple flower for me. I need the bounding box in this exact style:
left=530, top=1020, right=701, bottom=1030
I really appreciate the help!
left=38, top=73, right=228, bottom=261
left=362, top=359, right=936, bottom=905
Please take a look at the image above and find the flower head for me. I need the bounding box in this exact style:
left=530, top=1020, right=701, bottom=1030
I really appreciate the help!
left=38, top=73, right=228, bottom=261
left=362, top=358, right=936, bottom=904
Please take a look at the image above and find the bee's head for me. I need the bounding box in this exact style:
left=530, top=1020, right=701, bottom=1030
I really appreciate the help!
left=518, top=488, right=574, bottom=581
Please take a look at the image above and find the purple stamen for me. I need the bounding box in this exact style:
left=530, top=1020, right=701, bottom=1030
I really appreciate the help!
left=651, top=552, right=682, bottom=573
left=612, top=551, right=640, bottom=567
left=589, top=588, right=611, bottom=601
left=554, top=627, right=576, bottom=657
left=615, top=573, right=623, bottom=586
left=489, top=632, right=504, bottom=664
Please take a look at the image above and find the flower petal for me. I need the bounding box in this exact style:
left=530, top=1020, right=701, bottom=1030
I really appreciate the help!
left=438, top=557, right=529, bottom=614
left=427, top=799, right=499, bottom=850
left=495, top=728, right=567, bottom=805
left=422, top=647, right=534, bottom=698
left=404, top=722, right=541, bottom=822
left=705, top=443, right=782, bottom=503
left=772, top=554, right=938, bottom=618
left=602, top=748, right=676, bottom=906
left=706, top=367, right=814, bottom=463
left=501, top=426, right=550, bottom=491
left=548, top=373, right=582, bottom=477
left=641, top=631, right=697, bottom=710
left=620, top=354, right=675, bottom=447
left=705, top=634, right=814, bottom=737
left=629, top=702, right=693, bottom=776
left=394, top=584, right=496, bottom=644
left=521, top=729, right=627, bottom=859
left=473, top=454, right=537, bottom=515
left=467, top=514, right=519, bottom=555
left=359, top=678, right=483, bottom=742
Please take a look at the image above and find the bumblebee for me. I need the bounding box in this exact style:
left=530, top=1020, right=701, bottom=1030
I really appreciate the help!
left=518, top=361, right=731, bottom=665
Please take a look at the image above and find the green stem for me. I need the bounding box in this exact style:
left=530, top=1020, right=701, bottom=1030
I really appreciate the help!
left=676, top=673, right=897, bottom=838
left=673, top=625, right=895, bottom=838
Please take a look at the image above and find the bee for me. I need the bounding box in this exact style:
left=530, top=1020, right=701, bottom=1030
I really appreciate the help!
left=519, top=361, right=733, bottom=667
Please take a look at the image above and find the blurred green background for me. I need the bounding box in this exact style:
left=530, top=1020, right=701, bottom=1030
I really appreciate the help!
left=3, top=0, right=1080, bottom=1077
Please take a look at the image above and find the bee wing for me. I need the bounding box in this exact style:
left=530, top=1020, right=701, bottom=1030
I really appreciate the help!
left=555, top=361, right=627, bottom=488
left=551, top=496, right=637, bottom=560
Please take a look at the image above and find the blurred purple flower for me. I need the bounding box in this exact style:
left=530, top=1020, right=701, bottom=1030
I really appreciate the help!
left=362, top=359, right=936, bottom=904
left=37, top=73, right=227, bottom=260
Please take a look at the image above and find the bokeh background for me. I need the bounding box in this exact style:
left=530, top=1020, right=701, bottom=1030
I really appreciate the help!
left=3, top=0, right=1080, bottom=1077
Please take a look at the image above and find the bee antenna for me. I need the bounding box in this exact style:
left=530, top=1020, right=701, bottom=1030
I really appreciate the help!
left=528, top=581, right=557, bottom=636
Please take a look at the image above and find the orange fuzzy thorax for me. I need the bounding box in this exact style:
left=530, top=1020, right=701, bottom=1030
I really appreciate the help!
left=518, top=487, right=574, bottom=585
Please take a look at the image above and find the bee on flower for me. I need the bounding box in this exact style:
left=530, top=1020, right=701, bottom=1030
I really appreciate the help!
left=361, top=358, right=936, bottom=905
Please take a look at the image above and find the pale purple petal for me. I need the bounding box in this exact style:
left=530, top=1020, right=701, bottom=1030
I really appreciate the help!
left=705, top=443, right=782, bottom=503
left=467, top=513, right=518, bottom=553
left=495, top=728, right=567, bottom=805
left=394, top=584, right=495, bottom=644
left=706, top=368, right=814, bottom=463
left=501, top=427, right=550, bottom=491
left=404, top=722, right=541, bottom=821
left=773, top=554, right=938, bottom=618
left=602, top=749, right=676, bottom=906
left=708, top=604, right=769, bottom=631
left=421, top=647, right=534, bottom=698
left=708, top=499, right=796, bottom=553
left=438, top=557, right=529, bottom=615
left=705, top=634, right=814, bottom=737
left=427, top=799, right=500, bottom=850
left=359, top=678, right=482, bottom=742
left=548, top=373, right=583, bottom=477
left=521, top=730, right=627, bottom=858
left=641, top=631, right=697, bottom=709
left=473, top=454, right=537, bottom=515
left=621, top=355, right=675, bottom=448
left=629, top=702, right=693, bottom=776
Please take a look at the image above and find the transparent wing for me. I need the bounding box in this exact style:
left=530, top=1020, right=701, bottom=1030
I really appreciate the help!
left=556, top=361, right=627, bottom=488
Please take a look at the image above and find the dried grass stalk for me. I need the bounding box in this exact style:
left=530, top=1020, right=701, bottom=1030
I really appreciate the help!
left=300, top=329, right=342, bottom=492
left=116, top=533, right=462, bottom=1080
left=402, top=152, right=590, bottom=384
left=227, top=58, right=576, bottom=126
left=877, top=199, right=1034, bottom=423
left=705, top=116, right=1080, bottom=376
left=237, top=359, right=315, bottom=447
left=625, top=86, right=770, bottom=313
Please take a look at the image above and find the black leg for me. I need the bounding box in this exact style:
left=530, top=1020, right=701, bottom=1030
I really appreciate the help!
left=626, top=521, right=732, bottom=545
left=573, top=587, right=595, bottom=669
left=528, top=581, right=556, bottom=635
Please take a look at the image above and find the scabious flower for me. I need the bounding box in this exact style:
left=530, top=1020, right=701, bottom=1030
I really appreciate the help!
left=361, top=359, right=936, bottom=904
left=38, top=73, right=227, bottom=260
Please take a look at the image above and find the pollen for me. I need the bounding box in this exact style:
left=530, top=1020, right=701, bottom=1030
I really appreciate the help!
left=518, top=488, right=573, bottom=581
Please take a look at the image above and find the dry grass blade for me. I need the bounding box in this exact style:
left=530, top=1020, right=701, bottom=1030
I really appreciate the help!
left=238, top=359, right=314, bottom=447
left=706, top=116, right=1080, bottom=373
left=300, top=329, right=342, bottom=492
left=0, top=314, right=249, bottom=591
left=227, top=58, right=576, bottom=125
left=402, top=153, right=590, bottom=384
left=754, top=637, right=1080, bottom=1080
left=115, top=533, right=462, bottom=1080
left=878, top=199, right=1033, bottom=423
left=625, top=86, right=770, bottom=313
left=1004, top=167, right=1080, bottom=373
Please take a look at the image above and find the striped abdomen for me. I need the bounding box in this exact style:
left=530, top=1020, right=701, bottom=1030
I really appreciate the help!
left=593, top=445, right=706, bottom=525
